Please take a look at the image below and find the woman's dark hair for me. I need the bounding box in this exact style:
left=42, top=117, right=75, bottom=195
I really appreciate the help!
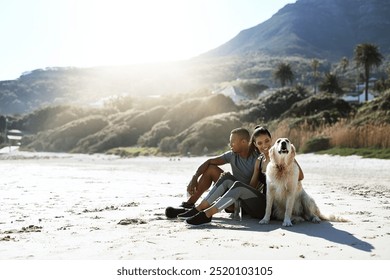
left=249, top=126, right=272, bottom=155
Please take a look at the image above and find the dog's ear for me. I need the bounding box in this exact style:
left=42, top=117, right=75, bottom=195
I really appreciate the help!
left=287, top=143, right=296, bottom=165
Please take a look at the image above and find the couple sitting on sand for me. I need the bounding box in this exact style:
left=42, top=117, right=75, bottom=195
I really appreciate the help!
left=166, top=126, right=303, bottom=226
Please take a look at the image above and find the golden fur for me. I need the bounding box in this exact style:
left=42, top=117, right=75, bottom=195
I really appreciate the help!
left=259, top=138, right=347, bottom=227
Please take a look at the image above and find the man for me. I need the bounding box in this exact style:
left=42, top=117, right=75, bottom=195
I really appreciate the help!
left=166, top=127, right=258, bottom=218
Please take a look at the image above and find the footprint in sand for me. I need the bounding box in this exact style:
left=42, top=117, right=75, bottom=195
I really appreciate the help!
left=0, top=235, right=17, bottom=241
left=2, top=225, right=43, bottom=234
left=82, top=205, right=119, bottom=213
left=117, top=218, right=147, bottom=225
left=121, top=202, right=139, bottom=207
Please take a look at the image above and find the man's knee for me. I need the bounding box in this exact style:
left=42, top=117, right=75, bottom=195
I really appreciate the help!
left=204, top=165, right=223, bottom=181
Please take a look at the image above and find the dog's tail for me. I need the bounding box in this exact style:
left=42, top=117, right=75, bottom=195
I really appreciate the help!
left=319, top=213, right=350, bottom=222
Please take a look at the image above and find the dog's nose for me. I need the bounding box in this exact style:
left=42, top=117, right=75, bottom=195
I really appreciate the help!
left=281, top=141, right=287, bottom=149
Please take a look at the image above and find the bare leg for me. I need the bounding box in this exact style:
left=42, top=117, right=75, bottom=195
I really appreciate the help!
left=196, top=200, right=211, bottom=211
left=205, top=206, right=218, bottom=218
left=187, top=165, right=223, bottom=204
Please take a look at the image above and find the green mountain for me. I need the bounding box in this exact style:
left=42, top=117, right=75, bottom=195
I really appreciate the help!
left=204, top=0, right=390, bottom=60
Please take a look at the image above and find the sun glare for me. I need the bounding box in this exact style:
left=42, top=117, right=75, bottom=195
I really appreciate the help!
left=63, top=0, right=205, bottom=67
left=1, top=0, right=298, bottom=80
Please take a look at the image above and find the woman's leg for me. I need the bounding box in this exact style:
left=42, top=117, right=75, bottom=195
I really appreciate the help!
left=196, top=172, right=237, bottom=211
left=187, top=182, right=266, bottom=226
left=206, top=181, right=266, bottom=219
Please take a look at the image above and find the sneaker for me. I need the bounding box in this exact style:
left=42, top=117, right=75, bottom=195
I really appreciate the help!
left=165, top=207, right=187, bottom=218
left=186, top=212, right=212, bottom=226
left=177, top=207, right=199, bottom=219
left=180, top=201, right=195, bottom=209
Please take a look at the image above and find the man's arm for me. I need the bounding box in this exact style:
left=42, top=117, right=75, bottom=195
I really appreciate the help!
left=193, top=156, right=226, bottom=179
left=187, top=156, right=227, bottom=195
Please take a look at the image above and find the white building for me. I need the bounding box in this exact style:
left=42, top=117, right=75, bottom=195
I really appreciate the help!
left=212, top=85, right=247, bottom=104
left=342, top=92, right=375, bottom=103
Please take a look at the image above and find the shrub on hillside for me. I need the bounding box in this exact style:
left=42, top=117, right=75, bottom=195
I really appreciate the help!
left=12, top=105, right=101, bottom=133
left=161, top=94, right=237, bottom=133
left=352, top=91, right=390, bottom=125
left=84, top=127, right=141, bottom=154
left=138, top=120, right=173, bottom=147
left=282, top=93, right=352, bottom=118
left=238, top=82, right=268, bottom=99
left=109, top=109, right=143, bottom=126
left=73, top=106, right=168, bottom=153
left=160, top=112, right=242, bottom=155
left=301, top=136, right=331, bottom=153
left=158, top=136, right=180, bottom=154
left=240, top=86, right=309, bottom=122
left=126, top=106, right=168, bottom=130
left=25, top=115, right=109, bottom=152
left=238, top=107, right=264, bottom=123
left=288, top=110, right=350, bottom=128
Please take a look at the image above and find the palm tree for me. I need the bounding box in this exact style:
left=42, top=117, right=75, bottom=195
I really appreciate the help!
left=311, top=59, right=320, bottom=94
left=354, top=43, right=383, bottom=101
left=319, top=73, right=343, bottom=95
left=339, top=57, right=349, bottom=73
left=274, top=63, right=294, bottom=87
left=337, top=57, right=349, bottom=90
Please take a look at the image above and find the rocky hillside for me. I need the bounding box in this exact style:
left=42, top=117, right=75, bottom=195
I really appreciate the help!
left=204, top=0, right=390, bottom=60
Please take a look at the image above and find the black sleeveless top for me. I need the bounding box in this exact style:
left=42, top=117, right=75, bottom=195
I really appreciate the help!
left=257, top=155, right=267, bottom=195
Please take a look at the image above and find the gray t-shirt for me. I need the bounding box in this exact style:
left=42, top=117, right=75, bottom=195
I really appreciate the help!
left=221, top=151, right=257, bottom=184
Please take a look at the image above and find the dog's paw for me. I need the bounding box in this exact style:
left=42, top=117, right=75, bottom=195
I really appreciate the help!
left=282, top=219, right=293, bottom=227
left=310, top=216, right=321, bottom=223
left=259, top=218, right=269, bottom=225
left=291, top=216, right=304, bottom=224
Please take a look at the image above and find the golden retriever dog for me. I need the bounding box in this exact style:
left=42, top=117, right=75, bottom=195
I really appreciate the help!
left=259, top=138, right=346, bottom=227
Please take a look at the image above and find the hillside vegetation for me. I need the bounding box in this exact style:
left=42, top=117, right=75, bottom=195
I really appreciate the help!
left=3, top=87, right=389, bottom=157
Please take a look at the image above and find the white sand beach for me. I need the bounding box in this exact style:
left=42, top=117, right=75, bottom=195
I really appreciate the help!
left=0, top=149, right=389, bottom=260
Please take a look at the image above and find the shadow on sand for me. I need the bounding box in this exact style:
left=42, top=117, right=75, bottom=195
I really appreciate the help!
left=192, top=217, right=374, bottom=253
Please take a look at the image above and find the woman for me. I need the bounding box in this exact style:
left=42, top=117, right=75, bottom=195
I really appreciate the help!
left=184, top=126, right=304, bottom=226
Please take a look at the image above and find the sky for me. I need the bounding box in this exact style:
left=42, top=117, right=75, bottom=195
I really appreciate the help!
left=0, top=0, right=296, bottom=81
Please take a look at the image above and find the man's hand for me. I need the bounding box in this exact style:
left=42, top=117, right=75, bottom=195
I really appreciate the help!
left=186, top=177, right=198, bottom=195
